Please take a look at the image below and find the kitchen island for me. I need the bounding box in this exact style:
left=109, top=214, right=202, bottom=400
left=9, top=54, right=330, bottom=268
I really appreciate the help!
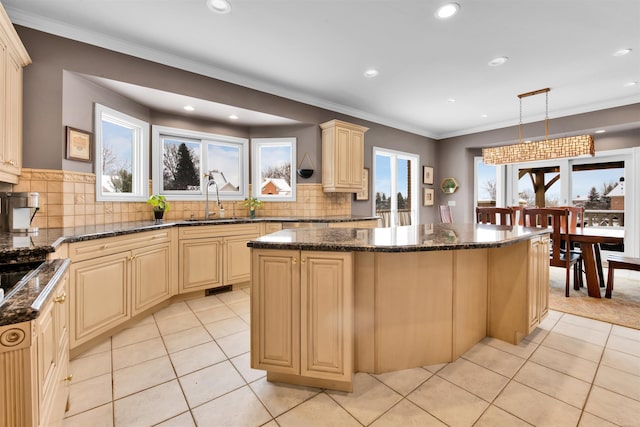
left=248, top=223, right=550, bottom=391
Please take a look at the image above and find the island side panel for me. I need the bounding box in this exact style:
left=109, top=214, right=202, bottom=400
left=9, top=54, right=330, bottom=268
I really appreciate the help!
left=452, top=249, right=488, bottom=359
left=373, top=251, right=454, bottom=373
left=354, top=252, right=375, bottom=373
left=487, top=239, right=531, bottom=344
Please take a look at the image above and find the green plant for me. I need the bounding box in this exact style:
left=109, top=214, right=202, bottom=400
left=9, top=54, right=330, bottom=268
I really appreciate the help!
left=147, top=194, right=170, bottom=212
left=243, top=196, right=263, bottom=211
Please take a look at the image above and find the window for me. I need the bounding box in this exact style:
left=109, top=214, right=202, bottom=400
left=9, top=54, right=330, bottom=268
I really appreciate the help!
left=251, top=138, right=297, bottom=201
left=474, top=157, right=505, bottom=208
left=372, top=147, right=419, bottom=227
left=151, top=126, right=249, bottom=201
left=95, top=104, right=149, bottom=201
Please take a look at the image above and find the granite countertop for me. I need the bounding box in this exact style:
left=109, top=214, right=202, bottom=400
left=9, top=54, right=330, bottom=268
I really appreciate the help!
left=248, top=223, right=550, bottom=252
left=0, top=258, right=71, bottom=326
left=0, top=216, right=379, bottom=258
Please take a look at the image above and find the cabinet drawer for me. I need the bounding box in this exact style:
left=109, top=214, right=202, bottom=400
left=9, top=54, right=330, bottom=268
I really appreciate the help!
left=69, top=230, right=172, bottom=262
left=179, top=223, right=261, bottom=240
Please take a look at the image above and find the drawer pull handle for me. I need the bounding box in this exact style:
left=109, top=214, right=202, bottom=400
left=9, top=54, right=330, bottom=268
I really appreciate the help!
left=54, top=293, right=66, bottom=303
left=102, top=244, right=108, bottom=249
left=5, top=160, right=15, bottom=166
left=64, top=374, right=73, bottom=382
left=128, top=255, right=137, bottom=261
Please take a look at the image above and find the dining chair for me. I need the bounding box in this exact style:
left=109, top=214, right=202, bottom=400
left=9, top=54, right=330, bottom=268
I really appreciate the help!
left=509, top=205, right=525, bottom=226
left=476, top=207, right=514, bottom=225
left=522, top=207, right=582, bottom=297
left=439, top=205, right=453, bottom=223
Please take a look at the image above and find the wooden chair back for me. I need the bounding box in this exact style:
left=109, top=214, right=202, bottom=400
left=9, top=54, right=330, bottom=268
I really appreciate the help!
left=509, top=205, right=525, bottom=226
left=476, top=207, right=514, bottom=225
left=522, top=207, right=569, bottom=268
left=439, top=205, right=453, bottom=223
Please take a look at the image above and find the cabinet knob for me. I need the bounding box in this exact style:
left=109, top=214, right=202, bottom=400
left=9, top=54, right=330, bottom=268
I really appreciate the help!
left=292, top=258, right=298, bottom=264
left=64, top=374, right=73, bottom=382
left=102, top=244, right=109, bottom=249
left=54, top=293, right=67, bottom=303
left=5, top=160, right=15, bottom=166
left=301, top=258, right=306, bottom=264
left=128, top=255, right=137, bottom=261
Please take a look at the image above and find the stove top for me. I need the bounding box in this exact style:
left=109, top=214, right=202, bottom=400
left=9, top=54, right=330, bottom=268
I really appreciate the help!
left=0, top=262, right=42, bottom=305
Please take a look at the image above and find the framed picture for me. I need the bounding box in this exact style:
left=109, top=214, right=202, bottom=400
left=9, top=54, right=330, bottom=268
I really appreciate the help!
left=423, top=187, right=435, bottom=206
left=66, top=126, right=93, bottom=162
left=355, top=167, right=369, bottom=201
left=423, top=166, right=434, bottom=185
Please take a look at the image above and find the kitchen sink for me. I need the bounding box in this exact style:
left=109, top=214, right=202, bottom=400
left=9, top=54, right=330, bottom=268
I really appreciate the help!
left=0, top=261, right=43, bottom=305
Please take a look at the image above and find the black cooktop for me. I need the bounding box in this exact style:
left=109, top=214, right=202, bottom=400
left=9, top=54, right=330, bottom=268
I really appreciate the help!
left=0, top=262, right=42, bottom=304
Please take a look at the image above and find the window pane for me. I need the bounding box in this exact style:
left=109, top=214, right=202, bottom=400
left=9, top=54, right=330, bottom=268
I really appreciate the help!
left=101, top=119, right=134, bottom=194
left=571, top=161, right=625, bottom=228
left=259, top=145, right=291, bottom=195
left=208, top=143, right=241, bottom=193
left=477, top=161, right=497, bottom=206
left=162, top=138, right=201, bottom=191
left=375, top=154, right=391, bottom=213
left=517, top=166, right=560, bottom=207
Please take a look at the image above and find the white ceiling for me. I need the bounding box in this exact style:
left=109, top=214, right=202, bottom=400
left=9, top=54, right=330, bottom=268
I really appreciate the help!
left=5, top=0, right=640, bottom=139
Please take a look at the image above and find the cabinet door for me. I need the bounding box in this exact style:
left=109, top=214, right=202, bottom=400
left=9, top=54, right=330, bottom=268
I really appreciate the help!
left=335, top=127, right=353, bottom=186
left=300, top=252, right=353, bottom=382
left=224, top=234, right=258, bottom=285
left=132, top=243, right=172, bottom=316
left=36, top=296, right=58, bottom=416
left=527, top=238, right=541, bottom=330
left=70, top=252, right=130, bottom=348
left=2, top=50, right=22, bottom=176
left=251, top=249, right=300, bottom=374
left=538, top=236, right=550, bottom=320
left=179, top=237, right=223, bottom=293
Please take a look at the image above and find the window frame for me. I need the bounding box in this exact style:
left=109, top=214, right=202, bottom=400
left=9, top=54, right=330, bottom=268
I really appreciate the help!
left=94, top=103, right=149, bottom=202
left=151, top=125, right=249, bottom=201
left=372, top=146, right=419, bottom=226
left=251, top=137, right=297, bottom=202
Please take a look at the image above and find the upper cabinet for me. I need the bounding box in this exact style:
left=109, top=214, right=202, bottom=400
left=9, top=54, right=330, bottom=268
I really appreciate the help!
left=0, top=4, right=31, bottom=184
left=321, top=119, right=368, bottom=193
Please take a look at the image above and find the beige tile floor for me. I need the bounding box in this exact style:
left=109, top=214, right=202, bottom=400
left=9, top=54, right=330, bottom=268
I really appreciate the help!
left=63, top=287, right=640, bottom=427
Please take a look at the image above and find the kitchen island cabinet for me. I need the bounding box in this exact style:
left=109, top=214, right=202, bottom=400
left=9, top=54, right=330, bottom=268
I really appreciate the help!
left=251, top=249, right=353, bottom=391
left=248, top=224, right=550, bottom=391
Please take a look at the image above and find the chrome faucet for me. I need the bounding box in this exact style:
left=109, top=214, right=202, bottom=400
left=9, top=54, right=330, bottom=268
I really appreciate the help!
left=204, top=170, right=223, bottom=219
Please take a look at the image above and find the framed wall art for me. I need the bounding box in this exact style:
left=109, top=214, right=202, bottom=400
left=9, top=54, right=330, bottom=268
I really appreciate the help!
left=66, top=126, right=93, bottom=162
left=355, top=167, right=369, bottom=201
left=423, top=187, right=435, bottom=206
left=423, top=166, right=434, bottom=185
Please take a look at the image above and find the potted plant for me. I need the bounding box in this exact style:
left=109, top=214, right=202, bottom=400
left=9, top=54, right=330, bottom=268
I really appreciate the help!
left=243, top=196, right=263, bottom=219
left=147, top=194, right=170, bottom=221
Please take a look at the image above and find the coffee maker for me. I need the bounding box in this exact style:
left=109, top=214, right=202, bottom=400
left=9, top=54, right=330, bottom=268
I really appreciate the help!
left=0, top=192, right=40, bottom=233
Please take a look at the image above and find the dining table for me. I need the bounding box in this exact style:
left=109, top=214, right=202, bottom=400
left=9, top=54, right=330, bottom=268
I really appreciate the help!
left=567, top=227, right=625, bottom=298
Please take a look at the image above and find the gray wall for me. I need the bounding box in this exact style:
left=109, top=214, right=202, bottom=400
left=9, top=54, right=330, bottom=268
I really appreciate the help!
left=437, top=104, right=640, bottom=223
left=17, top=26, right=439, bottom=223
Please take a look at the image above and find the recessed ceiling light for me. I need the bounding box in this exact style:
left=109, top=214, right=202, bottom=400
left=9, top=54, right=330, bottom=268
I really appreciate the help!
left=595, top=129, right=606, bottom=134
left=229, top=114, right=239, bottom=120
left=488, top=56, right=509, bottom=67
left=480, top=114, right=488, bottom=118
left=613, top=48, right=632, bottom=57
left=363, top=69, right=379, bottom=78
left=435, top=3, right=460, bottom=19
left=447, top=98, right=456, bottom=103
left=183, top=105, right=195, bottom=111
left=206, top=0, right=231, bottom=14
left=623, top=81, right=638, bottom=87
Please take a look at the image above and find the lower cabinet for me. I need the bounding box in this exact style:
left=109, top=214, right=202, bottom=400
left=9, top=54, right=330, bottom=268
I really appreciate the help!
left=251, top=249, right=354, bottom=391
left=528, top=235, right=550, bottom=329
left=178, top=224, right=260, bottom=293
left=0, top=264, right=70, bottom=427
left=69, top=230, right=173, bottom=349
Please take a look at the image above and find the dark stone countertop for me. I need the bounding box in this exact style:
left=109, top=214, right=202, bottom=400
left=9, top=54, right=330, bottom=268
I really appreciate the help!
left=247, top=223, right=550, bottom=252
left=0, top=216, right=380, bottom=259
left=0, top=258, right=71, bottom=326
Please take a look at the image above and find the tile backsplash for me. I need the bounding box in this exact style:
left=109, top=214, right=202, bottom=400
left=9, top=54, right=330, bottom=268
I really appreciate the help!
left=13, top=169, right=351, bottom=229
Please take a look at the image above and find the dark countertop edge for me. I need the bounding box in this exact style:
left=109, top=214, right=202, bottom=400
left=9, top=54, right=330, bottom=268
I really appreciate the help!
left=0, top=258, right=71, bottom=327
left=0, top=216, right=380, bottom=255
left=247, top=230, right=549, bottom=252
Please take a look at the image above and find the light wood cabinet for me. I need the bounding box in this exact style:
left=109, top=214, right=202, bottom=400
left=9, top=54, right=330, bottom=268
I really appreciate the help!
left=0, top=265, right=70, bottom=427
left=262, top=222, right=282, bottom=235
left=328, top=219, right=379, bottom=228
left=68, top=230, right=173, bottom=349
left=178, top=224, right=260, bottom=293
left=487, top=236, right=550, bottom=344
left=0, top=4, right=31, bottom=183
left=251, top=249, right=353, bottom=391
left=321, top=120, right=368, bottom=193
